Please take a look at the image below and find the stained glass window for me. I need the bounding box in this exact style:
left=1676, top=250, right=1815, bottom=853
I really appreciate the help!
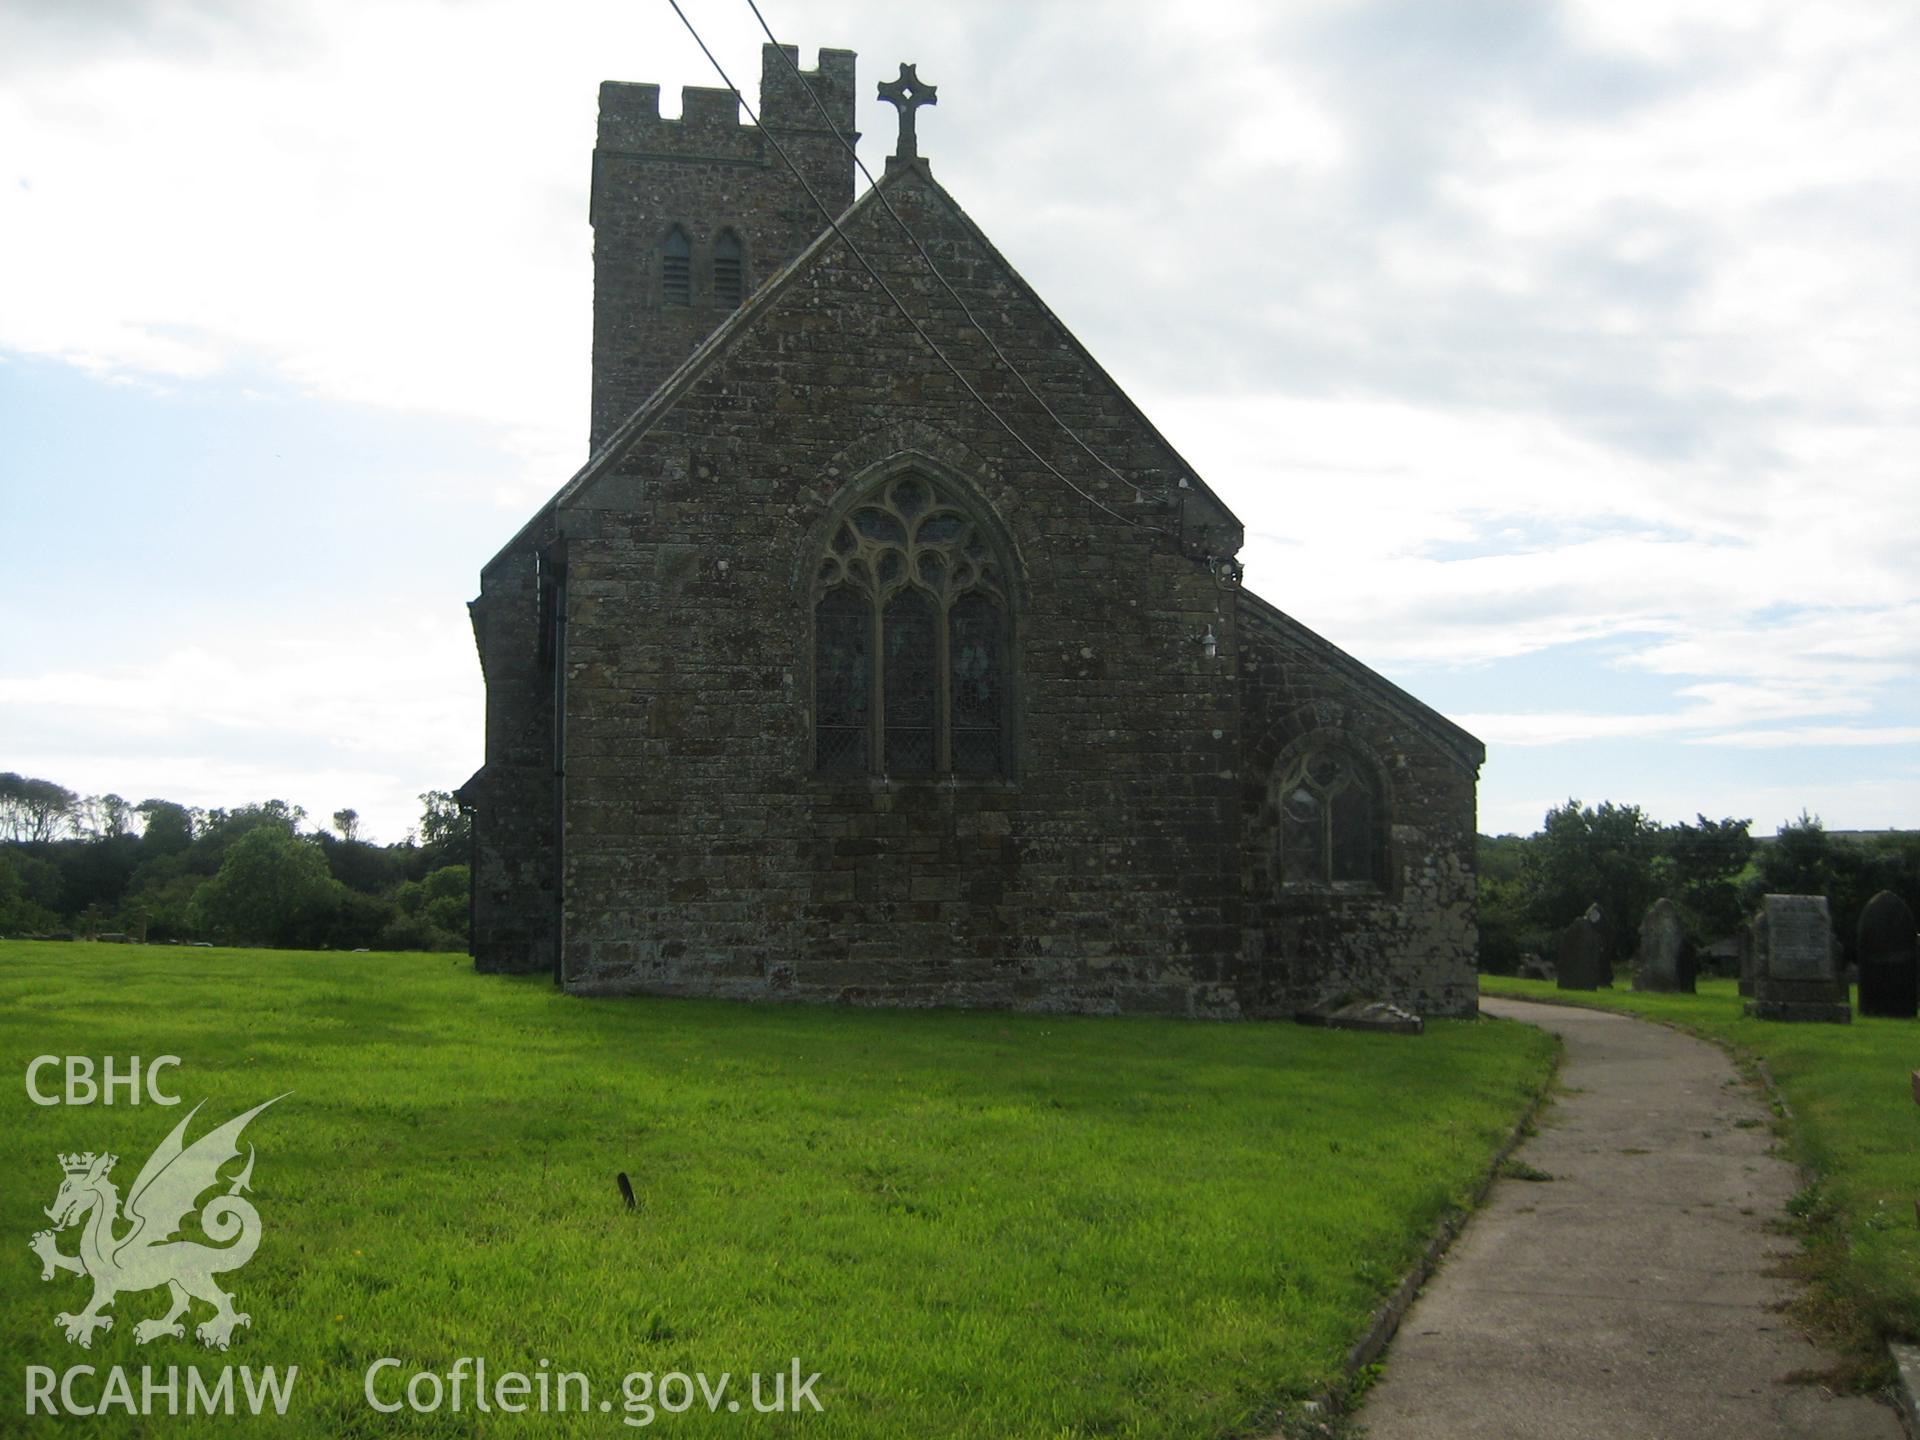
left=949, top=594, right=1003, bottom=775
left=884, top=591, right=936, bottom=773
left=1277, top=747, right=1382, bottom=887
left=811, top=471, right=1009, bottom=778
left=814, top=588, right=870, bottom=774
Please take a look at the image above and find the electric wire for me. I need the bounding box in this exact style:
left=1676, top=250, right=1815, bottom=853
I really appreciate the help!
left=662, top=0, right=1168, bottom=535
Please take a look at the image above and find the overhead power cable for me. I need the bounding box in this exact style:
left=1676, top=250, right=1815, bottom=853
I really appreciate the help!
left=746, top=0, right=1159, bottom=508
left=663, top=0, right=1167, bottom=535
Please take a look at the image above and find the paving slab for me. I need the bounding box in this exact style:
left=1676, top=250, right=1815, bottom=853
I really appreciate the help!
left=1354, top=995, right=1901, bottom=1440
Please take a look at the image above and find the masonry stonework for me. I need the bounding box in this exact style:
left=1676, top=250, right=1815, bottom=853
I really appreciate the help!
left=462, top=43, right=1484, bottom=1020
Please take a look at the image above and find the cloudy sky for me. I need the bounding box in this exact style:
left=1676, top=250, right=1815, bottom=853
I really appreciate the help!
left=2, top=0, right=1915, bottom=843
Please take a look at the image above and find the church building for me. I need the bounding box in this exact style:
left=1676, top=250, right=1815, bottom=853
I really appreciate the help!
left=460, top=44, right=1485, bottom=1020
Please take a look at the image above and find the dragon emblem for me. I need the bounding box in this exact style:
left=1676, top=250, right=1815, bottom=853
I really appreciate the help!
left=29, top=1096, right=286, bottom=1350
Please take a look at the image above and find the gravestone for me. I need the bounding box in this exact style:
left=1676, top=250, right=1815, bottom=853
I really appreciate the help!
left=1302, top=999, right=1424, bottom=1036
left=1589, top=903, right=1616, bottom=983
left=1633, top=898, right=1695, bottom=993
left=1557, top=905, right=1610, bottom=991
left=1857, top=890, right=1918, bottom=1019
left=1745, top=894, right=1850, bottom=1022
left=1737, top=918, right=1757, bottom=997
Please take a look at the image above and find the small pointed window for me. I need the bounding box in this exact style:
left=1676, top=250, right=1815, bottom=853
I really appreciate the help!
left=661, top=226, right=691, bottom=307
left=713, top=230, right=744, bottom=309
left=1277, top=747, right=1384, bottom=887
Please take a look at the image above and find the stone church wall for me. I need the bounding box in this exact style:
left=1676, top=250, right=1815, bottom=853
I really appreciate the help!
left=468, top=48, right=1484, bottom=1019
left=552, top=175, right=1255, bottom=1015
left=465, top=543, right=560, bottom=974
left=1236, top=599, right=1481, bottom=1019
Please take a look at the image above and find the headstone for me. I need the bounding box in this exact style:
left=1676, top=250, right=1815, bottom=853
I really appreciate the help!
left=1633, top=898, right=1695, bottom=993
left=1737, top=918, right=1757, bottom=997
left=1857, top=890, right=1918, bottom=1018
left=1516, top=952, right=1554, bottom=983
left=1587, top=903, right=1615, bottom=986
left=1557, top=906, right=1609, bottom=991
left=1303, top=999, right=1424, bottom=1036
left=1746, top=894, right=1850, bottom=1022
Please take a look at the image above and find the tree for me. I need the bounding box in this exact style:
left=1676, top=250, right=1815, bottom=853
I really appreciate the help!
left=314, top=829, right=411, bottom=895
left=418, top=790, right=471, bottom=868
left=0, top=849, right=61, bottom=935
left=1520, top=800, right=1665, bottom=962
left=420, top=864, right=470, bottom=941
left=1752, top=812, right=1836, bottom=901
left=186, top=800, right=310, bottom=876
left=188, top=827, right=341, bottom=947
left=388, top=863, right=470, bottom=950
left=1750, top=813, right=1896, bottom=965
left=135, top=799, right=195, bottom=857
left=332, top=808, right=361, bottom=843
left=118, top=853, right=206, bottom=943
left=78, top=793, right=136, bottom=839
left=1476, top=834, right=1547, bottom=974
left=1659, top=814, right=1754, bottom=942
left=0, top=772, right=79, bottom=843
left=52, top=832, right=141, bottom=920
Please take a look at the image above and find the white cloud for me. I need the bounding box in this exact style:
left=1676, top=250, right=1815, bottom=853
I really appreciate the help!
left=1689, top=725, right=1920, bottom=750
left=1, top=0, right=1916, bottom=832
left=0, top=613, right=480, bottom=844
left=0, top=0, right=598, bottom=490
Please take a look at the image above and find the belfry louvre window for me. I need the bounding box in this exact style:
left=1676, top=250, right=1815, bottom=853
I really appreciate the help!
left=713, top=230, right=744, bottom=309
left=813, top=472, right=1009, bottom=778
left=1278, top=748, right=1383, bottom=887
left=661, top=226, right=692, bottom=307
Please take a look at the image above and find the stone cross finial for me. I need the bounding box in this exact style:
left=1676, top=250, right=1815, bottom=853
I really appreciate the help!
left=878, top=62, right=937, bottom=161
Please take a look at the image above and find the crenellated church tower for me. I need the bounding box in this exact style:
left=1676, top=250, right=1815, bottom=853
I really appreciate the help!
left=588, top=45, right=858, bottom=447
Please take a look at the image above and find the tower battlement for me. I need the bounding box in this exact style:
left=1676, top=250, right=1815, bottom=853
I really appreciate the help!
left=588, top=44, right=859, bottom=449
left=594, top=46, right=857, bottom=153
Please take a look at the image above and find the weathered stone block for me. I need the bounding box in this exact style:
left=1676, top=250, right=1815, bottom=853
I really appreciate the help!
left=1633, top=897, right=1695, bottom=993
left=1746, top=894, right=1850, bottom=1023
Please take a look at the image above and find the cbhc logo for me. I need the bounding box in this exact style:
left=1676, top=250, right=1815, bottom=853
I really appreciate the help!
left=25, top=1056, right=183, bottom=1107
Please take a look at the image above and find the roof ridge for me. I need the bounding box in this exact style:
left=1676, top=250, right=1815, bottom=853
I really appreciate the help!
left=481, top=167, right=914, bottom=574
left=1236, top=588, right=1486, bottom=768
left=891, top=167, right=1242, bottom=534
left=484, top=160, right=1243, bottom=573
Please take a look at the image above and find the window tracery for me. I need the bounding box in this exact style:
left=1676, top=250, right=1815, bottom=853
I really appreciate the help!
left=813, top=472, right=1008, bottom=778
left=1277, top=746, right=1383, bottom=887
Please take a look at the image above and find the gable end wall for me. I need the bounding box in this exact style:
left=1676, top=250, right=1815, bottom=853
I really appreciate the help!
left=1236, top=598, right=1480, bottom=1018
left=555, top=175, right=1250, bottom=1015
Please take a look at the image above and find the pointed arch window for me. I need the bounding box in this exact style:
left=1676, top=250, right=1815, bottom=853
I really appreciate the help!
left=1277, top=747, right=1384, bottom=888
left=713, top=229, right=744, bottom=309
left=813, top=472, right=1010, bottom=778
left=661, top=226, right=692, bottom=307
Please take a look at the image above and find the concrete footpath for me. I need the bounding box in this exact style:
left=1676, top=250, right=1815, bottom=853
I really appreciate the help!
left=1355, top=996, right=1902, bottom=1440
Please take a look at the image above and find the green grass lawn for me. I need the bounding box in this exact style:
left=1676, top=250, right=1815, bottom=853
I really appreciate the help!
left=1481, top=973, right=1920, bottom=1371
left=0, top=944, right=1554, bottom=1438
